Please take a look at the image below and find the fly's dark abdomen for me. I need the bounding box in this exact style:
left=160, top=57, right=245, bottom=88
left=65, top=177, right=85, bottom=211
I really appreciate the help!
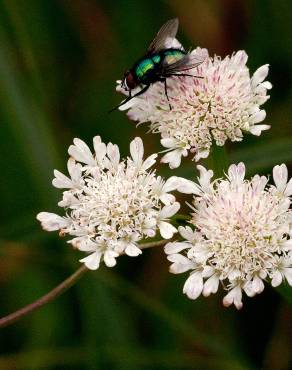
left=161, top=49, right=186, bottom=67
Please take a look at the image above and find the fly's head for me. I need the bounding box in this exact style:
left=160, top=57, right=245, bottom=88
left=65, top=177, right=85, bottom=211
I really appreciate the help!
left=122, top=70, right=138, bottom=91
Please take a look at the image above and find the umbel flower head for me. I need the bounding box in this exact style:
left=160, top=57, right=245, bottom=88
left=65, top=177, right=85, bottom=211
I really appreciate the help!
left=165, top=163, right=292, bottom=309
left=118, top=48, right=272, bottom=168
left=37, top=137, right=181, bottom=270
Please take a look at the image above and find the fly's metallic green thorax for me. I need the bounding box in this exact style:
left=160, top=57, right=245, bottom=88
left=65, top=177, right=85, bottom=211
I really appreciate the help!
left=135, top=58, right=155, bottom=79
left=134, top=49, right=185, bottom=83
left=152, top=55, right=161, bottom=63
left=134, top=54, right=162, bottom=81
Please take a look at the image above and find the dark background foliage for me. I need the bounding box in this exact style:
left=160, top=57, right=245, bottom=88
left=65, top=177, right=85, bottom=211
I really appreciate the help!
left=0, top=1, right=292, bottom=369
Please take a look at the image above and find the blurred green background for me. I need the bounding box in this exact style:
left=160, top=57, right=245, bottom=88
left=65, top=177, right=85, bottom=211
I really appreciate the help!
left=0, top=1, right=292, bottom=369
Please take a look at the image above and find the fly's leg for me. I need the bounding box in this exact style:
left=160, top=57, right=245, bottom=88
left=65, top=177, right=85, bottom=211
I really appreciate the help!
left=157, top=77, right=172, bottom=110
left=163, top=79, right=172, bottom=110
left=169, top=73, right=203, bottom=79
left=109, top=85, right=150, bottom=113
left=132, top=84, right=150, bottom=98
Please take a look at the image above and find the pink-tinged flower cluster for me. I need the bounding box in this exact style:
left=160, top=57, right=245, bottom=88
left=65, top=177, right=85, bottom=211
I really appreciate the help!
left=165, top=163, right=292, bottom=309
left=37, top=137, right=181, bottom=270
left=119, top=48, right=272, bottom=168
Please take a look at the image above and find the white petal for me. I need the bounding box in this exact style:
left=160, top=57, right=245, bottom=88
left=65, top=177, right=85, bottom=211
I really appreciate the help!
left=249, top=124, right=270, bottom=136
left=178, top=226, right=196, bottom=242
left=130, top=137, right=144, bottom=165
left=107, top=143, right=120, bottom=166
left=169, top=262, right=193, bottom=274
left=162, top=176, right=182, bottom=192
left=161, top=150, right=183, bottom=169
left=36, top=212, right=69, bottom=231
left=58, top=192, right=78, bottom=207
left=141, top=154, right=157, bottom=171
left=250, top=110, right=266, bottom=124
left=68, top=138, right=95, bottom=165
left=243, top=282, right=257, bottom=297
left=67, top=157, right=76, bottom=175
left=159, top=221, right=177, bottom=239
left=284, top=178, right=292, bottom=196
left=283, top=268, right=292, bottom=286
left=194, top=149, right=209, bottom=162
left=160, top=202, right=180, bottom=219
left=143, top=216, right=157, bottom=229
left=67, top=158, right=83, bottom=184
left=167, top=253, right=191, bottom=265
left=72, top=237, right=97, bottom=252
left=271, top=271, right=283, bottom=287
left=252, top=64, right=269, bottom=87
left=202, top=266, right=215, bottom=278
left=251, top=174, right=268, bottom=192
left=169, top=263, right=193, bottom=274
left=174, top=177, right=201, bottom=195
left=228, top=163, right=245, bottom=183
left=92, top=136, right=101, bottom=146
left=248, top=106, right=260, bottom=115
left=251, top=276, right=265, bottom=294
left=125, top=243, right=142, bottom=257
left=261, top=81, right=272, bottom=89
left=167, top=253, right=190, bottom=264
left=144, top=228, right=156, bottom=237
left=202, top=275, right=219, bottom=297
left=160, top=138, right=177, bottom=148
left=222, top=286, right=243, bottom=310
left=233, top=50, right=248, bottom=66
left=251, top=64, right=269, bottom=87
left=160, top=193, right=175, bottom=206
left=167, top=254, right=194, bottom=273
left=52, top=170, right=72, bottom=189
left=104, top=250, right=118, bottom=267
left=80, top=252, right=101, bottom=270
left=183, top=272, right=203, bottom=300
left=164, top=242, right=190, bottom=254
left=197, top=165, right=214, bottom=192
left=93, top=139, right=107, bottom=162
left=273, top=164, right=288, bottom=192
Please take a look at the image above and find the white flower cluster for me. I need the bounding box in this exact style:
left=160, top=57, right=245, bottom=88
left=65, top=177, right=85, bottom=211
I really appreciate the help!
left=119, top=48, right=272, bottom=168
left=35, top=27, right=292, bottom=309
left=37, top=137, right=181, bottom=270
left=165, top=163, right=292, bottom=309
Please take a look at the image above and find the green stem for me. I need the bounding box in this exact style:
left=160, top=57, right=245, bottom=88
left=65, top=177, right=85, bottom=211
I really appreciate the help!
left=0, top=239, right=168, bottom=329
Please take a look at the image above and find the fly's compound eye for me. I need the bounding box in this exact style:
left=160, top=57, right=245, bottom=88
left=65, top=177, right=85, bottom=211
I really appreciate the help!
left=125, top=72, right=137, bottom=90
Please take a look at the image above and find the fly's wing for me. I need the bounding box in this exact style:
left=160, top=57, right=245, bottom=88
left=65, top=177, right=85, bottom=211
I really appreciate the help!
left=147, top=18, right=179, bottom=54
left=161, top=53, right=205, bottom=75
